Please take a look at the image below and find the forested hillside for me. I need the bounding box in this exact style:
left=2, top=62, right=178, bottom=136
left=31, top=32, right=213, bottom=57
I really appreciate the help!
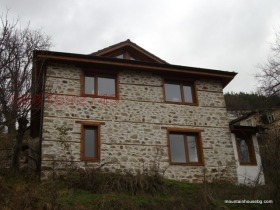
left=224, top=92, right=280, bottom=111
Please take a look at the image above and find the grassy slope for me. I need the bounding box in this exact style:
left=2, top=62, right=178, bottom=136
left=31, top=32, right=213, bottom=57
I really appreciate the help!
left=0, top=172, right=276, bottom=210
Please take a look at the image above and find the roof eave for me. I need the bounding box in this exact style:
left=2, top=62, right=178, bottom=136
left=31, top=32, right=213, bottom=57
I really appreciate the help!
left=34, top=50, right=237, bottom=87
left=230, top=125, right=260, bottom=133
left=229, top=111, right=258, bottom=125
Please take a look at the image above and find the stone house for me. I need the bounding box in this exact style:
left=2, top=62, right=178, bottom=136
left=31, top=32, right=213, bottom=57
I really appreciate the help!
left=228, top=107, right=280, bottom=185
left=229, top=116, right=265, bottom=185
left=31, top=39, right=260, bottom=183
left=230, top=107, right=280, bottom=134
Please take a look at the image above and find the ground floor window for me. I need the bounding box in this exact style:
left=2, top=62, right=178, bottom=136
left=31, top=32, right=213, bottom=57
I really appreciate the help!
left=235, top=133, right=257, bottom=165
left=81, top=122, right=101, bottom=161
left=168, top=129, right=204, bottom=165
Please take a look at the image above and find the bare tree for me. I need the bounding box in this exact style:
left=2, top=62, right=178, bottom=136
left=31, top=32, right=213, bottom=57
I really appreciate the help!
left=257, top=30, right=280, bottom=96
left=0, top=11, right=51, bottom=171
left=258, top=130, right=280, bottom=203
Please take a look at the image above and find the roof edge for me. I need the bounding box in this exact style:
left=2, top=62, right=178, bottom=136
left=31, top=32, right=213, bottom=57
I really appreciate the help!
left=34, top=50, right=237, bottom=87
left=91, top=39, right=168, bottom=64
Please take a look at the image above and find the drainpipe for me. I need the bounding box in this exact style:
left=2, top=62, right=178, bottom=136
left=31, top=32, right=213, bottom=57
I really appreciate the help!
left=38, top=61, right=47, bottom=180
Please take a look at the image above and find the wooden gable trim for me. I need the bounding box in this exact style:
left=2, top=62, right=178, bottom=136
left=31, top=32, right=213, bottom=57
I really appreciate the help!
left=91, top=39, right=168, bottom=64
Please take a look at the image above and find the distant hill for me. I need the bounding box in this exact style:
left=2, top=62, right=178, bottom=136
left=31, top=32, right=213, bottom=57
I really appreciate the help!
left=224, top=92, right=280, bottom=111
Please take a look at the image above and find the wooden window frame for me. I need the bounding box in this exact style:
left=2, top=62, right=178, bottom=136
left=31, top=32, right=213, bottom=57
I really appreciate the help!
left=267, top=113, right=275, bottom=123
left=167, top=128, right=204, bottom=166
left=80, top=122, right=101, bottom=162
left=163, top=79, right=198, bottom=105
left=81, top=70, right=119, bottom=99
left=235, top=132, right=257, bottom=166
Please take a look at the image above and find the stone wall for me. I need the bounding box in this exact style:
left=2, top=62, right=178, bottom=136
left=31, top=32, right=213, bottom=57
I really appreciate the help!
left=41, top=63, right=237, bottom=182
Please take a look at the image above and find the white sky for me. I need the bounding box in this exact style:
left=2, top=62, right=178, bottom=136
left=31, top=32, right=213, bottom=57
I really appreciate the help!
left=1, top=0, right=280, bottom=93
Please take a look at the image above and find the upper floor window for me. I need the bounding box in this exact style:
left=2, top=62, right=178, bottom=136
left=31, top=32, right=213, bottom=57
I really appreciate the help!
left=164, top=80, right=197, bottom=105
left=84, top=73, right=116, bottom=98
left=267, top=113, right=275, bottom=123
left=261, top=112, right=276, bottom=124
left=168, top=129, right=204, bottom=165
left=235, top=133, right=256, bottom=165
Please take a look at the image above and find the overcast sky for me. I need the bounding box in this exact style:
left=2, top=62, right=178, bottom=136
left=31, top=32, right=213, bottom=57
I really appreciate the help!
left=1, top=0, right=280, bottom=93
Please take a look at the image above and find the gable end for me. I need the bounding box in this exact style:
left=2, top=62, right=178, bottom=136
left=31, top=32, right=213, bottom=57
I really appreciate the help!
left=91, top=39, right=168, bottom=64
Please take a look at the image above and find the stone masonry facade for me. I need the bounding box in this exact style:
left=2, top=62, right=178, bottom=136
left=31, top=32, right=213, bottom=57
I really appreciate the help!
left=41, top=63, right=238, bottom=182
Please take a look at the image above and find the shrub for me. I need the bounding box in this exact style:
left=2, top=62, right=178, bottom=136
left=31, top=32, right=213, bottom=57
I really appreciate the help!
left=66, top=167, right=169, bottom=195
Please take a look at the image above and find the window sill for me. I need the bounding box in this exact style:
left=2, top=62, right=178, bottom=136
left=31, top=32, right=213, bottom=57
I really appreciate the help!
left=170, top=162, right=204, bottom=166
left=165, top=101, right=198, bottom=106
left=80, top=94, right=119, bottom=100
left=81, top=157, right=100, bottom=162
left=239, top=162, right=257, bottom=166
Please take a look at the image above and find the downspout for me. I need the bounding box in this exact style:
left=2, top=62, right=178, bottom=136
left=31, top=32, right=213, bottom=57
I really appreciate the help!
left=38, top=61, right=47, bottom=180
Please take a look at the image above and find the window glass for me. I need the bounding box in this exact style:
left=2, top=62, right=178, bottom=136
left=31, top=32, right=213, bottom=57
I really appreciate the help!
left=183, top=85, right=193, bottom=103
left=169, top=132, right=202, bottom=164
left=164, top=81, right=196, bottom=104
left=187, top=135, right=198, bottom=162
left=165, top=83, right=182, bottom=102
left=246, top=119, right=252, bottom=126
left=84, top=127, right=96, bottom=158
left=267, top=113, right=275, bottom=123
left=85, top=76, right=94, bottom=94
left=237, top=138, right=250, bottom=162
left=170, top=134, right=186, bottom=162
left=98, top=77, right=116, bottom=97
left=116, top=54, right=124, bottom=59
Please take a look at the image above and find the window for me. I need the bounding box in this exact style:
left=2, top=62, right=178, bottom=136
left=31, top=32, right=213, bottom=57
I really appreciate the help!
left=84, top=73, right=116, bottom=98
left=114, top=51, right=138, bottom=60
left=267, top=113, right=275, bottom=123
left=168, top=130, right=203, bottom=165
left=81, top=123, right=100, bottom=161
left=235, top=133, right=256, bottom=165
left=164, top=80, right=197, bottom=104
left=261, top=113, right=276, bottom=124
left=116, top=54, right=124, bottom=59
left=246, top=119, right=252, bottom=126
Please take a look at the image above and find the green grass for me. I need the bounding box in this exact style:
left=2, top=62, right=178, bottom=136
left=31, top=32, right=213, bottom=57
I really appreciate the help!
left=0, top=171, right=277, bottom=210
left=58, top=189, right=101, bottom=209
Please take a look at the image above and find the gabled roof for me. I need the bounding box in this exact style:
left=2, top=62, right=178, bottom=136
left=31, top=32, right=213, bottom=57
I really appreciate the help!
left=230, top=125, right=260, bottom=133
left=229, top=111, right=258, bottom=126
left=91, top=39, right=168, bottom=64
left=229, top=106, right=280, bottom=126
left=229, top=111, right=260, bottom=133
